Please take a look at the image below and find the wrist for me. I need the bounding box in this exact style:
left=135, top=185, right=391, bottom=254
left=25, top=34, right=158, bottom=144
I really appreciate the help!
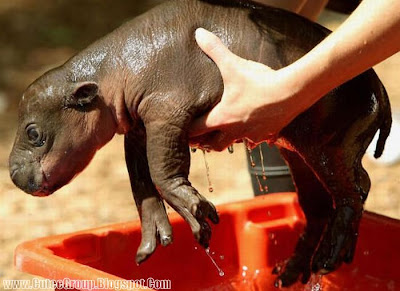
left=274, top=67, right=313, bottom=122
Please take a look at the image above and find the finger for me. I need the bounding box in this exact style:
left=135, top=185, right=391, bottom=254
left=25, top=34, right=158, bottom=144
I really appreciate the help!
left=156, top=218, right=173, bottom=247
left=189, top=112, right=214, bottom=137
left=343, top=233, right=358, bottom=264
left=136, top=224, right=157, bottom=264
left=191, top=199, right=219, bottom=225
left=189, top=105, right=224, bottom=137
left=195, top=28, right=241, bottom=78
left=198, top=220, right=212, bottom=249
left=207, top=203, right=219, bottom=224
left=301, top=269, right=311, bottom=284
left=203, top=131, right=235, bottom=152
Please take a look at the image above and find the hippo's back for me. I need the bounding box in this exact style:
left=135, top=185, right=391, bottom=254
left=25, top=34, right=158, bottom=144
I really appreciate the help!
left=125, top=0, right=331, bottom=114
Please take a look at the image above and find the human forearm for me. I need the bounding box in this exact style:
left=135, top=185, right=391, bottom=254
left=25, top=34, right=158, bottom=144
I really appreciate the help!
left=253, top=0, right=306, bottom=13
left=191, top=0, right=400, bottom=147
left=298, top=0, right=328, bottom=20
left=252, top=0, right=328, bottom=20
left=284, top=0, right=400, bottom=114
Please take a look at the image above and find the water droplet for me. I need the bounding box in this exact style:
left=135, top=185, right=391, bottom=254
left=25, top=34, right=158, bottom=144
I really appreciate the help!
left=245, top=139, right=256, bottom=168
left=264, top=185, right=269, bottom=192
left=258, top=145, right=267, bottom=180
left=219, top=255, right=224, bottom=260
left=252, top=269, right=260, bottom=279
left=275, top=279, right=283, bottom=289
left=244, top=139, right=251, bottom=150
left=242, top=266, right=248, bottom=271
left=363, top=250, right=369, bottom=256
left=228, top=145, right=234, bottom=154
left=256, top=175, right=264, bottom=192
left=312, top=283, right=322, bottom=291
left=267, top=211, right=272, bottom=216
left=308, top=274, right=324, bottom=291
left=242, top=271, right=246, bottom=277
left=274, top=240, right=278, bottom=245
left=204, top=248, right=224, bottom=277
left=194, top=246, right=198, bottom=250
left=202, top=150, right=214, bottom=193
left=269, top=233, right=275, bottom=239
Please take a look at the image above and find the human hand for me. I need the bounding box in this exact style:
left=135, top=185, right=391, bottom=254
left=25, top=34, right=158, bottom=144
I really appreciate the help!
left=190, top=28, right=302, bottom=151
left=191, top=0, right=400, bottom=151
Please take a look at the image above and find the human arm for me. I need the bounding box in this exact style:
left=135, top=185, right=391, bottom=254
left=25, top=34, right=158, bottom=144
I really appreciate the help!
left=254, top=0, right=328, bottom=20
left=253, top=0, right=307, bottom=13
left=190, top=0, right=400, bottom=149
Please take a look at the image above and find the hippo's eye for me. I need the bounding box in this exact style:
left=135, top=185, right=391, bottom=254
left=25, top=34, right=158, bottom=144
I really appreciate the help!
left=26, top=124, right=45, bottom=147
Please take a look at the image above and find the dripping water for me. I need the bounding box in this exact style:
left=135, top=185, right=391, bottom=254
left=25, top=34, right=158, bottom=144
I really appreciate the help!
left=259, top=145, right=267, bottom=180
left=259, top=145, right=269, bottom=192
left=205, top=248, right=225, bottom=277
left=245, top=140, right=264, bottom=193
left=245, top=140, right=256, bottom=168
left=202, top=150, right=213, bottom=192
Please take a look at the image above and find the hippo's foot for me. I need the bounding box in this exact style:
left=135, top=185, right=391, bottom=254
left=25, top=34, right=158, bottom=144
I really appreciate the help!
left=312, top=205, right=362, bottom=274
left=135, top=196, right=173, bottom=264
left=273, top=252, right=312, bottom=288
left=273, top=221, right=325, bottom=287
left=160, top=180, right=219, bottom=248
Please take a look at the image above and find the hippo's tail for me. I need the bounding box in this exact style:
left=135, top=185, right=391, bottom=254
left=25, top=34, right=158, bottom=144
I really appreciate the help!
left=374, top=80, right=392, bottom=159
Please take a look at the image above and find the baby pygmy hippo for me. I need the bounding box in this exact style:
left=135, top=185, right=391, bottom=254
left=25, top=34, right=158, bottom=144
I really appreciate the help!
left=9, top=0, right=391, bottom=287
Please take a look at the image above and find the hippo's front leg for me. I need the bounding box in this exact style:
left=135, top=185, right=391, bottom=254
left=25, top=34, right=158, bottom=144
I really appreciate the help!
left=124, top=129, right=173, bottom=264
left=139, top=94, right=219, bottom=248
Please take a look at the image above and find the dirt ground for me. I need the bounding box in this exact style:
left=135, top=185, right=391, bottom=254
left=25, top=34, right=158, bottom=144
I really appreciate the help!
left=0, top=1, right=399, bottom=288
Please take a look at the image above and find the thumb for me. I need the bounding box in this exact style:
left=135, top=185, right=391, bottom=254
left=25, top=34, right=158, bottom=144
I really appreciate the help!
left=189, top=101, right=225, bottom=137
left=195, top=28, right=240, bottom=77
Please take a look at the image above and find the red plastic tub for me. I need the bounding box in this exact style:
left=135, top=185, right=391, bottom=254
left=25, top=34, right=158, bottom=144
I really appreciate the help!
left=15, top=193, right=400, bottom=290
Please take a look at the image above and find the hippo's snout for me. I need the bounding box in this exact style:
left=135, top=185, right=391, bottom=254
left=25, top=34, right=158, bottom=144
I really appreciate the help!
left=10, top=163, right=20, bottom=181
left=9, top=159, right=51, bottom=197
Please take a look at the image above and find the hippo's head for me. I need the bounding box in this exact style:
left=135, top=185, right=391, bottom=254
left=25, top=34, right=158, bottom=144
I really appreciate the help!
left=9, top=68, right=116, bottom=197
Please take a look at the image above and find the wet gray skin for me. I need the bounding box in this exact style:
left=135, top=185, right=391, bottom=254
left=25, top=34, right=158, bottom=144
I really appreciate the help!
left=9, top=0, right=391, bottom=287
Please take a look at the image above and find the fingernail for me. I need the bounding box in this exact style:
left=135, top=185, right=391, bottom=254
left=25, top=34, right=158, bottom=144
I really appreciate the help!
left=195, top=28, right=209, bottom=42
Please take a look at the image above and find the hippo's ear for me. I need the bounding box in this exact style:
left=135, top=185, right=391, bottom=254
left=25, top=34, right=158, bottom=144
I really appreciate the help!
left=66, top=82, right=98, bottom=107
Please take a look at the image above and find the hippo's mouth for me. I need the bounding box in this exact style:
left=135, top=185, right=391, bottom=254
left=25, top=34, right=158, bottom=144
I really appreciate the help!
left=31, top=171, right=53, bottom=197
left=32, top=190, right=51, bottom=197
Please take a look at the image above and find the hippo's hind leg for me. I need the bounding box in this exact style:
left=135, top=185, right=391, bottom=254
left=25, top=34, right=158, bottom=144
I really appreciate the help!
left=139, top=94, right=219, bottom=249
left=273, top=148, right=333, bottom=287
left=305, top=146, right=371, bottom=274
left=124, top=129, right=173, bottom=264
